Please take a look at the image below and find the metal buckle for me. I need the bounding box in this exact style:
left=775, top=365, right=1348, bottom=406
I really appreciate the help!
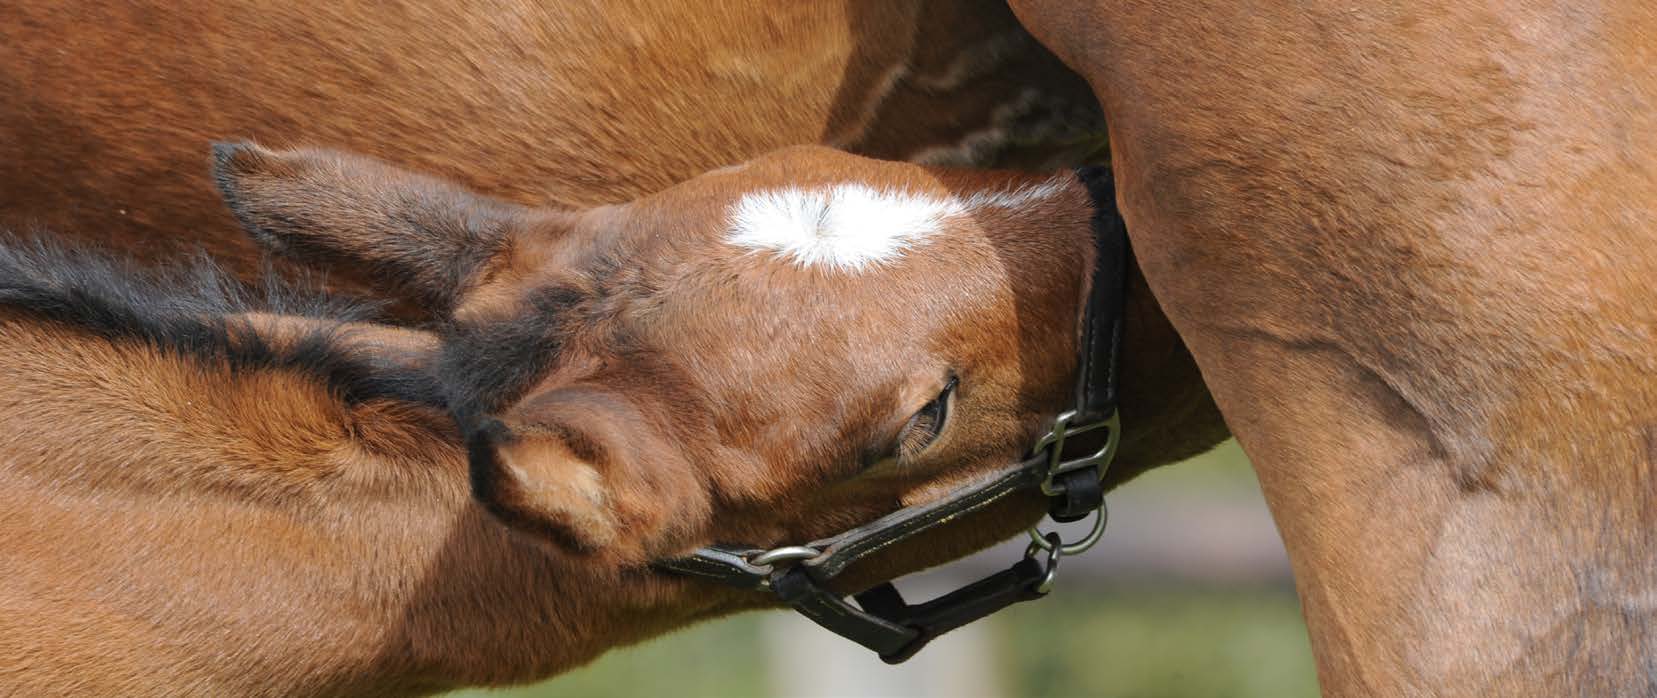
left=1021, top=408, right=1116, bottom=575
left=1031, top=408, right=1120, bottom=496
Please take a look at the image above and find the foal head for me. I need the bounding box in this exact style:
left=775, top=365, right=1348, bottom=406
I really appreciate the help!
left=213, top=144, right=1100, bottom=568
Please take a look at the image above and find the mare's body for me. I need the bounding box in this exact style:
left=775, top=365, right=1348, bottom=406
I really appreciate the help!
left=0, top=0, right=1090, bottom=273
left=1012, top=1, right=1657, bottom=693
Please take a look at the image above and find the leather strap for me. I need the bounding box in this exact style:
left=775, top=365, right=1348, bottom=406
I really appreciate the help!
left=802, top=453, right=1046, bottom=580
left=1048, top=467, right=1105, bottom=522
left=652, top=451, right=1045, bottom=583
left=653, top=545, right=769, bottom=590
left=854, top=556, right=1048, bottom=663
left=1045, top=165, right=1128, bottom=521
left=1073, top=165, right=1128, bottom=426
left=761, top=547, right=1051, bottom=663
left=771, top=569, right=918, bottom=658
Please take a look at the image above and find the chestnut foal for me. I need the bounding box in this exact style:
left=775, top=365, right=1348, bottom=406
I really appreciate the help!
left=0, top=144, right=1105, bottom=695
left=0, top=0, right=1102, bottom=280
left=1012, top=0, right=1657, bottom=694
left=0, top=0, right=1226, bottom=489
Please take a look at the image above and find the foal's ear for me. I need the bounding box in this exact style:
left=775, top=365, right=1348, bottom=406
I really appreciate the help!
left=211, top=142, right=528, bottom=313
left=466, top=394, right=705, bottom=561
left=469, top=420, right=625, bottom=553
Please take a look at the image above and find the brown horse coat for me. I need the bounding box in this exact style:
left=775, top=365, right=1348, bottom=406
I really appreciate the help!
left=1012, top=0, right=1657, bottom=694
left=0, top=144, right=1119, bottom=695
left=0, top=0, right=1227, bottom=483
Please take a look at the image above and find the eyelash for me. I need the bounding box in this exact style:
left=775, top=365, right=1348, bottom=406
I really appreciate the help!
left=897, top=376, right=957, bottom=459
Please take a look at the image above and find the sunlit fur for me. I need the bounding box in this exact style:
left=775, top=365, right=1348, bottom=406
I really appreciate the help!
left=1013, top=0, right=1657, bottom=694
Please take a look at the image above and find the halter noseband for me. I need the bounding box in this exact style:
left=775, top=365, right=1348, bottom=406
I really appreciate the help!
left=656, top=165, right=1130, bottom=663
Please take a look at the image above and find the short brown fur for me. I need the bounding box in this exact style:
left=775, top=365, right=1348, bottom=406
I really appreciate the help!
left=0, top=0, right=1227, bottom=484
left=0, top=145, right=1122, bottom=695
left=1011, top=1, right=1657, bottom=694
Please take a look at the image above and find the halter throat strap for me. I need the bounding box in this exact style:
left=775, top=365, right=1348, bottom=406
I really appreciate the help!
left=1073, top=165, right=1128, bottom=427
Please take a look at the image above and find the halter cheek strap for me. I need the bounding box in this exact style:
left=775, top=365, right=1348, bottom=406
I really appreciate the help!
left=655, top=165, right=1130, bottom=663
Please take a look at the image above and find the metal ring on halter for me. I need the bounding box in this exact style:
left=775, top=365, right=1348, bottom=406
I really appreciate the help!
left=1026, top=505, right=1108, bottom=556
left=747, top=546, right=822, bottom=569
left=1024, top=532, right=1063, bottom=594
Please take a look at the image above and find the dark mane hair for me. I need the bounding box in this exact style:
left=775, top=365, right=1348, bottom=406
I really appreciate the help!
left=437, top=284, right=588, bottom=429
left=0, top=233, right=444, bottom=406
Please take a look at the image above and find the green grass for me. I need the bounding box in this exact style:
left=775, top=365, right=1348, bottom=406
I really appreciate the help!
left=448, top=616, right=771, bottom=698
left=450, top=585, right=1315, bottom=698
left=1000, top=587, right=1317, bottom=698
left=1126, top=440, right=1258, bottom=492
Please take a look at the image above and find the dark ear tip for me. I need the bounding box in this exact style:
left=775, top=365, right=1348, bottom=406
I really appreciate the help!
left=208, top=140, right=282, bottom=241
left=209, top=140, right=265, bottom=179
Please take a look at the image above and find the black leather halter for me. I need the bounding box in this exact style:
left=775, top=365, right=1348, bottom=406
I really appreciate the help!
left=656, top=166, right=1129, bottom=663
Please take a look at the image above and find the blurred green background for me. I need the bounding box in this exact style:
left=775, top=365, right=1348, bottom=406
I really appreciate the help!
left=450, top=442, right=1318, bottom=698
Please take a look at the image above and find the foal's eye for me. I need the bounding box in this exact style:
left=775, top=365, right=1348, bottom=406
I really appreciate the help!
left=898, top=376, right=957, bottom=459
